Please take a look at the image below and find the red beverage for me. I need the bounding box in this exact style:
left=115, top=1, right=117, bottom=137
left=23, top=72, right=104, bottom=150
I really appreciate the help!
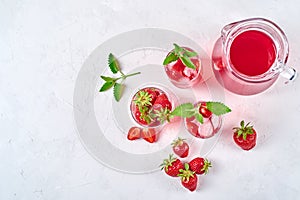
left=229, top=30, right=276, bottom=76
left=212, top=18, right=293, bottom=95
left=212, top=30, right=279, bottom=95
left=164, top=47, right=202, bottom=88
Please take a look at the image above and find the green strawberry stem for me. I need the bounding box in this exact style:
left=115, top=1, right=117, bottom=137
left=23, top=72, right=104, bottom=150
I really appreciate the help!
left=178, top=163, right=195, bottom=182
left=202, top=159, right=212, bottom=175
left=160, top=154, right=177, bottom=171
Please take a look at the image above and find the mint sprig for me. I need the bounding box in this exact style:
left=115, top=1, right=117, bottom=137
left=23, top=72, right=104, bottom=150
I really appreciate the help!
left=171, top=103, right=195, bottom=118
left=108, top=53, right=120, bottom=74
left=206, top=102, right=232, bottom=116
left=170, top=101, right=231, bottom=124
left=99, top=53, right=141, bottom=102
left=113, top=82, right=123, bottom=102
left=163, top=43, right=198, bottom=69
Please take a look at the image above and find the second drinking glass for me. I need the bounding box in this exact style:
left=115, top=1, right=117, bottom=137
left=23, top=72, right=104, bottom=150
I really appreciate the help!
left=163, top=44, right=202, bottom=88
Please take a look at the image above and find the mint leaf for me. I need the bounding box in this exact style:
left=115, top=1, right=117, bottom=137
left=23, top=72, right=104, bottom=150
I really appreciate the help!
left=195, top=113, right=204, bottom=124
left=100, top=76, right=115, bottom=82
left=163, top=51, right=178, bottom=65
left=113, top=83, right=123, bottom=101
left=171, top=103, right=195, bottom=118
left=108, top=53, right=120, bottom=74
left=173, top=43, right=184, bottom=56
left=206, top=102, right=231, bottom=116
left=184, top=49, right=198, bottom=58
left=99, top=81, right=115, bottom=92
left=179, top=55, right=196, bottom=69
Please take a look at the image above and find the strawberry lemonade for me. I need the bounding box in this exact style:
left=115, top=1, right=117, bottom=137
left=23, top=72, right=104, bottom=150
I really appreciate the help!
left=163, top=44, right=202, bottom=88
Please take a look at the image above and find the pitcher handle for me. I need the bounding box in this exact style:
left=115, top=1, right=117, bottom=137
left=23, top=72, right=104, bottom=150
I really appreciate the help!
left=280, top=66, right=297, bottom=84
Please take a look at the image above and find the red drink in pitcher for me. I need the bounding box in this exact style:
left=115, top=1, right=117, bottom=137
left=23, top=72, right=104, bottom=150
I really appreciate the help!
left=212, top=18, right=296, bottom=95
left=230, top=30, right=276, bottom=76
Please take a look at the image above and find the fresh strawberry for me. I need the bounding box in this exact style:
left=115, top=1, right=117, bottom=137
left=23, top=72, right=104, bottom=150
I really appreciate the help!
left=199, top=102, right=212, bottom=118
left=233, top=120, right=257, bottom=150
left=153, top=94, right=172, bottom=110
left=134, top=107, right=149, bottom=125
left=144, top=88, right=158, bottom=105
left=178, top=163, right=198, bottom=192
left=141, top=128, right=157, bottom=143
left=189, top=157, right=212, bottom=175
left=171, top=137, right=189, bottom=158
left=160, top=154, right=184, bottom=177
left=127, top=127, right=141, bottom=140
left=186, top=121, right=200, bottom=138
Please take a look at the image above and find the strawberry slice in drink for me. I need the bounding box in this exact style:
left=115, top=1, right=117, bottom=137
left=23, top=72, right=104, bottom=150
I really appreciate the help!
left=165, top=60, right=185, bottom=82
left=186, top=121, right=200, bottom=138
left=153, top=94, right=172, bottom=110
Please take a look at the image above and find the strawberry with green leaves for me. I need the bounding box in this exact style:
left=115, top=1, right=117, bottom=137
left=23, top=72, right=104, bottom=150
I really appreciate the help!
left=233, top=120, right=257, bottom=150
left=132, top=89, right=155, bottom=125
left=189, top=157, right=212, bottom=175
left=178, top=163, right=198, bottom=192
left=171, top=137, right=189, bottom=158
left=99, top=53, right=141, bottom=101
left=160, top=154, right=184, bottom=177
left=163, top=44, right=200, bottom=84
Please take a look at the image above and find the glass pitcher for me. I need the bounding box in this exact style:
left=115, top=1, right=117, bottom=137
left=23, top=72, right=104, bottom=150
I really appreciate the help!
left=212, top=18, right=297, bottom=95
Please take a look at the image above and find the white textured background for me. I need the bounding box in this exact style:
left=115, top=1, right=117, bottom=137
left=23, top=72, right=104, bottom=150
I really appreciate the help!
left=1, top=0, right=300, bottom=199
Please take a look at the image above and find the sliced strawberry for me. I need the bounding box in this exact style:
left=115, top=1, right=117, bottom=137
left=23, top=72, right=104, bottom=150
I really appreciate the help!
left=165, top=67, right=183, bottom=82
left=183, top=67, right=198, bottom=80
left=186, top=116, right=195, bottom=122
left=164, top=59, right=185, bottom=82
left=127, top=127, right=141, bottom=140
left=153, top=94, right=172, bottom=110
left=182, top=58, right=199, bottom=80
left=172, top=59, right=185, bottom=73
left=186, top=121, right=200, bottom=138
left=141, top=128, right=157, bottom=143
